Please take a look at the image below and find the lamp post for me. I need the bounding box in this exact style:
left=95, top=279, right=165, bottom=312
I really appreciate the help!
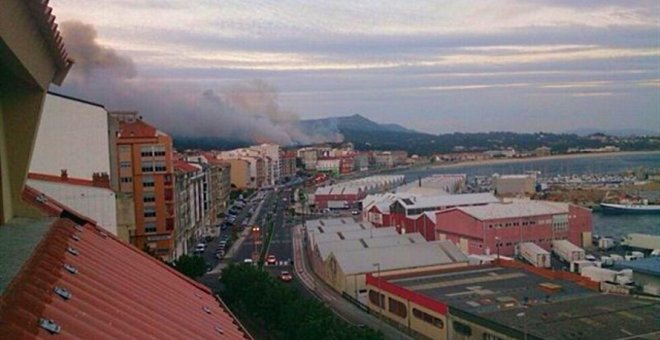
left=373, top=263, right=382, bottom=319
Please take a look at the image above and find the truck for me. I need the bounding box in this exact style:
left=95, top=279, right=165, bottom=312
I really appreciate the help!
left=621, top=233, right=660, bottom=251
left=552, top=240, right=586, bottom=263
left=518, top=242, right=551, bottom=268
left=582, top=266, right=634, bottom=285
left=598, top=237, right=615, bottom=250
left=570, top=260, right=595, bottom=273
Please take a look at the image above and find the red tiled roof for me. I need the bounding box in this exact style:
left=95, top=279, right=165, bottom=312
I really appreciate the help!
left=119, top=120, right=157, bottom=138
left=25, top=0, right=73, bottom=82
left=2, top=188, right=250, bottom=339
left=22, top=185, right=96, bottom=225
left=174, top=160, right=200, bottom=173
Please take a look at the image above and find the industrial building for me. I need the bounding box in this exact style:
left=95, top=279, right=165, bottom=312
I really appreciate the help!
left=365, top=260, right=660, bottom=340
left=304, top=218, right=468, bottom=303
left=613, top=257, right=660, bottom=296
left=435, top=200, right=592, bottom=256
left=313, top=175, right=405, bottom=210
left=493, top=174, right=537, bottom=197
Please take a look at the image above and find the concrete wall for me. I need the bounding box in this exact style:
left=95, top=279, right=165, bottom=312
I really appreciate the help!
left=30, top=94, right=111, bottom=180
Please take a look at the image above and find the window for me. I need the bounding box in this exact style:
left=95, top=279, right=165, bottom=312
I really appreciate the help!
left=143, top=175, right=154, bottom=188
left=453, top=321, right=472, bottom=336
left=144, top=222, right=157, bottom=233
left=154, top=145, right=166, bottom=157
left=368, top=290, right=385, bottom=308
left=154, top=161, right=167, bottom=172
left=388, top=297, right=407, bottom=318
left=166, top=218, right=174, bottom=231
left=143, top=193, right=156, bottom=203
left=141, top=163, right=154, bottom=173
left=121, top=177, right=132, bottom=183
left=483, top=333, right=504, bottom=340
left=120, top=161, right=131, bottom=168
left=144, top=207, right=156, bottom=218
left=140, top=145, right=154, bottom=157
left=413, top=308, right=444, bottom=329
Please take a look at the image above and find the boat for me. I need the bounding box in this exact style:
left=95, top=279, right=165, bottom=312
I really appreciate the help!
left=600, top=202, right=660, bottom=214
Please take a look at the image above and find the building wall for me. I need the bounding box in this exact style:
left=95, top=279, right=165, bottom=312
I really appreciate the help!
left=494, top=176, right=536, bottom=196
left=223, top=159, right=248, bottom=189
left=30, top=94, right=111, bottom=180
left=115, top=193, right=136, bottom=243
left=365, top=277, right=450, bottom=340
left=447, top=311, right=515, bottom=340
left=27, top=179, right=118, bottom=235
left=436, top=207, right=592, bottom=256
left=117, top=130, right=175, bottom=259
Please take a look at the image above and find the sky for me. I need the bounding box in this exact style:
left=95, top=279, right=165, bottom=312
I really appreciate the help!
left=50, top=0, right=660, bottom=137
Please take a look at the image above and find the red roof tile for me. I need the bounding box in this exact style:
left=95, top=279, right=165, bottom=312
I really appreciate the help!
left=174, top=160, right=200, bottom=173
left=3, top=189, right=250, bottom=339
left=119, top=120, right=157, bottom=138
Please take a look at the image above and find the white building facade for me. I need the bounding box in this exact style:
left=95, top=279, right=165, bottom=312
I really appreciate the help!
left=29, top=93, right=118, bottom=235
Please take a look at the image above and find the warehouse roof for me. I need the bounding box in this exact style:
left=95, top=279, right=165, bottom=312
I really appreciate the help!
left=451, top=201, right=568, bottom=220
left=384, top=264, right=659, bottom=340
left=317, top=233, right=427, bottom=261
left=613, top=257, right=660, bottom=277
left=313, top=226, right=398, bottom=245
left=332, top=240, right=466, bottom=275
left=397, top=193, right=499, bottom=210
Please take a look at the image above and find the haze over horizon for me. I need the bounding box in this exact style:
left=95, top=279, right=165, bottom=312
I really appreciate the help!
left=51, top=0, right=659, bottom=137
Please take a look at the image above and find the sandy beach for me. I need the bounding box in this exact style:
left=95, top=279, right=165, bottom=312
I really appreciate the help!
left=427, top=150, right=660, bottom=170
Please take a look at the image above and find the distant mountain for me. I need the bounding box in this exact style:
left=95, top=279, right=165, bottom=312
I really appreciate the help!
left=565, top=128, right=660, bottom=137
left=299, top=114, right=417, bottom=134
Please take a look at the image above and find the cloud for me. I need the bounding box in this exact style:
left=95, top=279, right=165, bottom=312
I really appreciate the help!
left=57, top=21, right=342, bottom=146
left=49, top=1, right=660, bottom=134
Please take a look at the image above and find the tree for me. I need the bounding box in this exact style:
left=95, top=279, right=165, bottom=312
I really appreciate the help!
left=219, top=264, right=383, bottom=340
left=172, top=254, right=207, bottom=279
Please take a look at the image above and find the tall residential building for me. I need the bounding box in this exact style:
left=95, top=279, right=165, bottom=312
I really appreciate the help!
left=113, top=112, right=175, bottom=259
left=208, top=158, right=232, bottom=221
left=252, top=143, right=281, bottom=185
left=28, top=92, right=118, bottom=235
left=280, top=150, right=297, bottom=179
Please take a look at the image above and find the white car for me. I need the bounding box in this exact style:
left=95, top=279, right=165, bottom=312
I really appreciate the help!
left=243, top=258, right=253, bottom=264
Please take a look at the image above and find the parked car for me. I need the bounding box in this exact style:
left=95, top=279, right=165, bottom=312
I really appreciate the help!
left=243, top=258, right=253, bottom=265
left=351, top=210, right=360, bottom=215
left=280, top=271, right=292, bottom=282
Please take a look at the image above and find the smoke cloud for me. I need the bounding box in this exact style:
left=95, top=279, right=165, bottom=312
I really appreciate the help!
left=58, top=21, right=343, bottom=146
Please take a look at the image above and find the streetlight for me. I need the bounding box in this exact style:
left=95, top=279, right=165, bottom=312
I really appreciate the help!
left=373, top=263, right=383, bottom=320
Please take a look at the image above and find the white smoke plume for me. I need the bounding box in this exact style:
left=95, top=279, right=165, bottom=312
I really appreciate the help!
left=57, top=21, right=343, bottom=146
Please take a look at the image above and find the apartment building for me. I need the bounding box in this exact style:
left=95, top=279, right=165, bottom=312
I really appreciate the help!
left=114, top=112, right=176, bottom=259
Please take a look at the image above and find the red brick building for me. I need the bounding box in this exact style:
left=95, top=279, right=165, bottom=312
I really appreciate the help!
left=435, top=201, right=592, bottom=256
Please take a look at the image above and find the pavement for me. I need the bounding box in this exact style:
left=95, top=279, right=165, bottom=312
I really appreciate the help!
left=292, top=225, right=414, bottom=340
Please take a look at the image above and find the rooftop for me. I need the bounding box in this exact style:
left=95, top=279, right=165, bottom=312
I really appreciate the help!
left=332, top=240, right=467, bottom=275
left=0, top=187, right=249, bottom=339
left=613, top=257, right=660, bottom=277
left=397, top=192, right=499, bottom=210
left=385, top=263, right=660, bottom=340
left=451, top=201, right=569, bottom=220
